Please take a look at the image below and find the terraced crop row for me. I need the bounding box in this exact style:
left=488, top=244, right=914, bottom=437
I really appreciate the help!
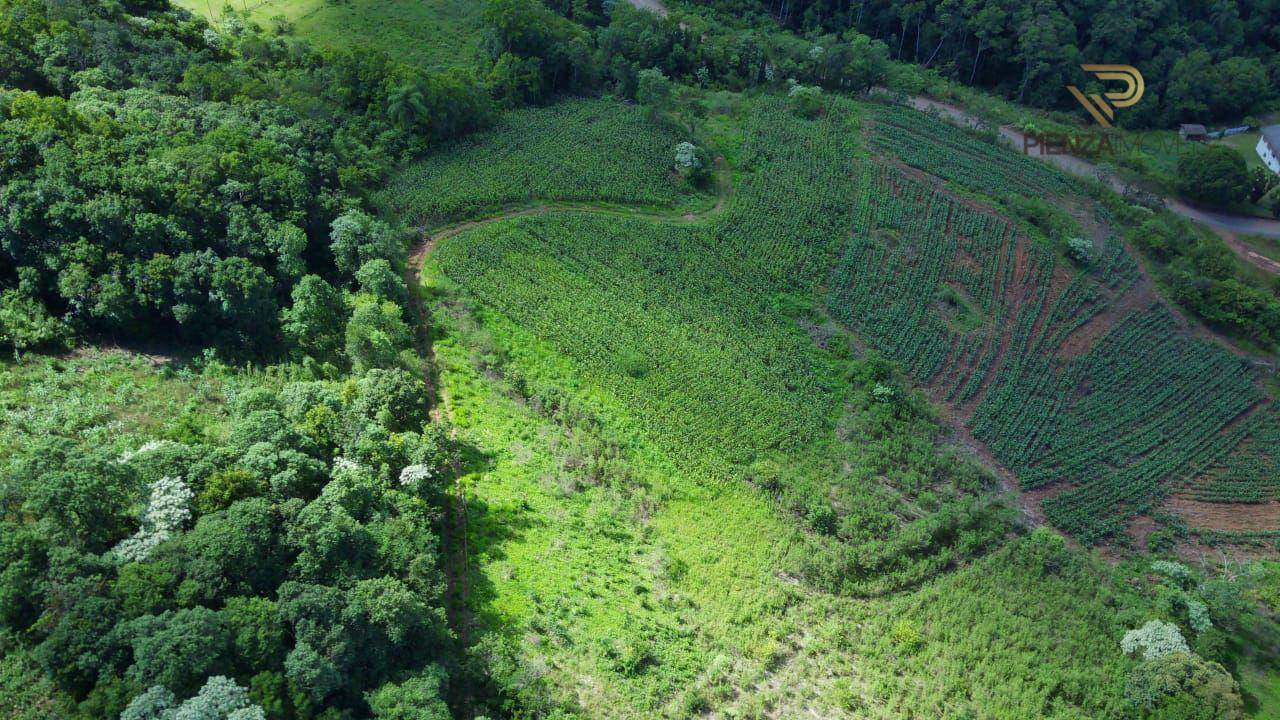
left=1182, top=407, right=1280, bottom=503
left=825, top=161, right=1269, bottom=541
left=867, top=103, right=1078, bottom=198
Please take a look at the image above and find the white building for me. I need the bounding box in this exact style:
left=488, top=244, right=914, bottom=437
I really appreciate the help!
left=1258, top=126, right=1280, bottom=175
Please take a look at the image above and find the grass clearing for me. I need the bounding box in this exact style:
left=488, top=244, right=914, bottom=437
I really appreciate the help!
left=172, top=0, right=484, bottom=70
left=0, top=349, right=227, bottom=464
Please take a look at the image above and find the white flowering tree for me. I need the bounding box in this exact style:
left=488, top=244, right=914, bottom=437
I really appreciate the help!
left=112, top=476, right=193, bottom=563
left=122, top=676, right=265, bottom=720
left=1121, top=619, right=1189, bottom=660
left=674, top=142, right=700, bottom=171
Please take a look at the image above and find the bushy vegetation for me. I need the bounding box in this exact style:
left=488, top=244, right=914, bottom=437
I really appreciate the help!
left=1178, top=145, right=1254, bottom=208
left=172, top=0, right=486, bottom=71
left=0, top=272, right=496, bottom=718
left=1127, top=212, right=1280, bottom=348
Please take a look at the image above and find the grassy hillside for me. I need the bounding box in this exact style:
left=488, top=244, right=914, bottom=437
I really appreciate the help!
left=171, top=0, right=484, bottom=69
left=387, top=88, right=1278, bottom=550
left=426, top=317, right=1154, bottom=717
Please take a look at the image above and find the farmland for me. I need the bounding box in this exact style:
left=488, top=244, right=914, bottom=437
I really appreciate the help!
left=5, top=1, right=1280, bottom=717
left=412, top=91, right=1280, bottom=560
left=425, top=99, right=1008, bottom=598
left=838, top=107, right=1277, bottom=543
left=376, top=100, right=707, bottom=227
left=406, top=92, right=1280, bottom=717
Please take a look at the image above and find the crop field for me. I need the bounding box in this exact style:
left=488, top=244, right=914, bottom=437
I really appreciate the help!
left=1181, top=407, right=1280, bottom=503
left=431, top=212, right=832, bottom=468
left=867, top=103, right=1080, bottom=198
left=395, top=93, right=1280, bottom=717
left=429, top=297, right=1150, bottom=718
left=831, top=141, right=1274, bottom=542
left=171, top=0, right=483, bottom=69
left=426, top=98, right=1008, bottom=597
left=376, top=100, right=701, bottom=227
left=416, top=94, right=1278, bottom=546
left=414, top=98, right=1163, bottom=717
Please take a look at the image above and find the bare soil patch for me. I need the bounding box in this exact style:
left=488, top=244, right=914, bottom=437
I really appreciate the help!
left=1163, top=497, right=1280, bottom=533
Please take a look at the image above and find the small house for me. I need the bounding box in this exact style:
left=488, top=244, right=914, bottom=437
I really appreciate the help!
left=1258, top=126, right=1280, bottom=175
left=1179, top=124, right=1208, bottom=141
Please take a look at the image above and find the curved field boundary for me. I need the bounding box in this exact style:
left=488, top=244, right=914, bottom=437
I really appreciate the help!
left=408, top=157, right=731, bottom=272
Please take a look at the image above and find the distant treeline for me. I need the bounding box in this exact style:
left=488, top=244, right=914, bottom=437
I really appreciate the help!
left=688, top=0, right=1280, bottom=126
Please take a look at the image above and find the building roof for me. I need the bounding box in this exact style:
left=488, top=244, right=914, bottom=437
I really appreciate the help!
left=1180, top=123, right=1207, bottom=134
left=1262, top=125, right=1280, bottom=153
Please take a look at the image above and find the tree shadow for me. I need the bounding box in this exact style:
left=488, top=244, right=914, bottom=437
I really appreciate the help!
left=439, top=439, right=554, bottom=717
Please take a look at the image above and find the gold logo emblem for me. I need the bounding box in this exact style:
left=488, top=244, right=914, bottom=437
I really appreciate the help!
left=1066, top=64, right=1144, bottom=127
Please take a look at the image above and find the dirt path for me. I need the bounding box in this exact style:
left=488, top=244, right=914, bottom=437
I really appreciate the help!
left=904, top=96, right=1280, bottom=274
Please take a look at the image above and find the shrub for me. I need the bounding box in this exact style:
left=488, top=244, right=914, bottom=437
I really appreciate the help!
left=1124, top=652, right=1243, bottom=719
left=1176, top=146, right=1249, bottom=207
left=1067, top=236, right=1093, bottom=265
left=0, top=290, right=71, bottom=354
left=787, top=83, right=824, bottom=118
left=1151, top=560, right=1195, bottom=588
left=890, top=618, right=923, bottom=652
left=1122, top=619, right=1189, bottom=660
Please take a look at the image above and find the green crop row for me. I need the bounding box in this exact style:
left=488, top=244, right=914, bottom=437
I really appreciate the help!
left=868, top=103, right=1078, bottom=198
left=375, top=99, right=692, bottom=226
left=826, top=161, right=1267, bottom=542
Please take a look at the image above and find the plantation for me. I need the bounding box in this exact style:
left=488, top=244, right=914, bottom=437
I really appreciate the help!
left=867, top=103, right=1079, bottom=198
left=834, top=121, right=1279, bottom=543
left=1183, top=407, right=1280, bottom=503
left=375, top=100, right=706, bottom=228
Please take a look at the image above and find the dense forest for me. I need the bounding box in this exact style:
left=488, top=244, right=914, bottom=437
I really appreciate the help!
left=690, top=0, right=1280, bottom=125
left=0, top=0, right=490, bottom=358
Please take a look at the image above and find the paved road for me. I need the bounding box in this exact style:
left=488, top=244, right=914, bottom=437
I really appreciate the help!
left=905, top=96, right=1280, bottom=274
